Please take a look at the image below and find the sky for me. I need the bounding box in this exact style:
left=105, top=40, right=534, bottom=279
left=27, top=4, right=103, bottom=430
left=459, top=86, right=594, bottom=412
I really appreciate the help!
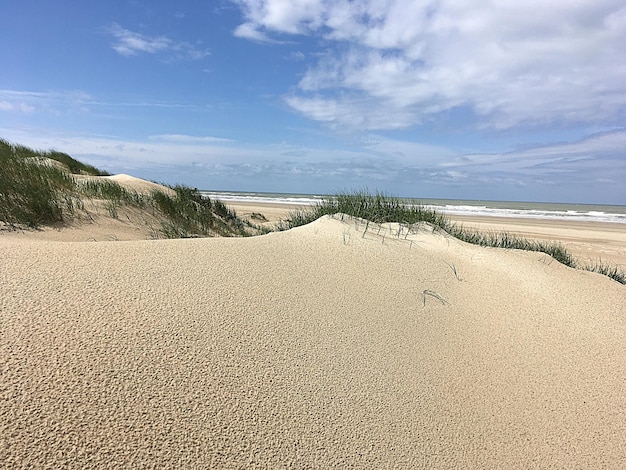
left=1, top=0, right=626, bottom=204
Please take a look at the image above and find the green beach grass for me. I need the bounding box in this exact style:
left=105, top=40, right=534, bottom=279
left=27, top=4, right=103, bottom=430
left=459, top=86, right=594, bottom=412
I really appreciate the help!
left=0, top=139, right=259, bottom=238
left=278, top=190, right=625, bottom=285
left=1, top=139, right=623, bottom=283
left=1, top=139, right=79, bottom=227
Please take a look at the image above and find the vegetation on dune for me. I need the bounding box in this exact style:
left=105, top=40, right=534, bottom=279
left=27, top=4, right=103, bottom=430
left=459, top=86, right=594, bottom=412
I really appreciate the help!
left=4, top=139, right=110, bottom=177
left=277, top=189, right=450, bottom=229
left=77, top=178, right=148, bottom=219
left=44, top=150, right=110, bottom=176
left=279, top=190, right=625, bottom=285
left=0, top=138, right=258, bottom=237
left=1, top=139, right=623, bottom=283
left=584, top=260, right=626, bottom=285
left=1, top=139, right=78, bottom=227
left=444, top=225, right=577, bottom=268
left=151, top=185, right=250, bottom=238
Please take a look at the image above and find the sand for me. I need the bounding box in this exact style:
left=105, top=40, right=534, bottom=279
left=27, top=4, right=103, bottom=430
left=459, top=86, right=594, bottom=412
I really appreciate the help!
left=229, top=200, right=626, bottom=268
left=73, top=173, right=177, bottom=198
left=2, top=193, right=626, bottom=468
left=0, top=175, right=175, bottom=243
left=447, top=214, right=626, bottom=269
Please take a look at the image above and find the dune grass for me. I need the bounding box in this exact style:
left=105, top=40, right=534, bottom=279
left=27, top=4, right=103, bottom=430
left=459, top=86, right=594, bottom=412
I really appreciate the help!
left=0, top=139, right=255, bottom=237
left=444, top=225, right=577, bottom=267
left=77, top=179, right=149, bottom=219
left=279, top=190, right=625, bottom=285
left=44, top=150, right=110, bottom=176
left=277, top=189, right=450, bottom=229
left=151, top=185, right=250, bottom=238
left=584, top=261, right=626, bottom=284
left=78, top=179, right=145, bottom=204
left=2, top=139, right=624, bottom=282
left=1, top=139, right=79, bottom=227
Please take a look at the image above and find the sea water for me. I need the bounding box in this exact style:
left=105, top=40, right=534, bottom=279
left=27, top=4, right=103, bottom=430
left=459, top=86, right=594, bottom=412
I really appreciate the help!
left=200, top=190, right=626, bottom=224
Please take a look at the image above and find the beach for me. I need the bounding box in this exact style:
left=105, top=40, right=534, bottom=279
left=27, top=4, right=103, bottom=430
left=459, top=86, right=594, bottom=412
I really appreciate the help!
left=2, top=191, right=626, bottom=468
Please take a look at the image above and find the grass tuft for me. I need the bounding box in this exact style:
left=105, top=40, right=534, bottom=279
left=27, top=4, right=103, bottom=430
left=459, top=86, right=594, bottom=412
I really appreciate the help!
left=44, top=150, right=110, bottom=176
left=78, top=179, right=146, bottom=207
left=445, top=226, right=577, bottom=267
left=585, top=260, right=626, bottom=284
left=277, top=189, right=449, bottom=230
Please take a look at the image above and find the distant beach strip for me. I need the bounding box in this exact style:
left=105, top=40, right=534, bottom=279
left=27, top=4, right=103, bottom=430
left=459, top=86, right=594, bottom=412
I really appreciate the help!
left=201, top=191, right=626, bottom=224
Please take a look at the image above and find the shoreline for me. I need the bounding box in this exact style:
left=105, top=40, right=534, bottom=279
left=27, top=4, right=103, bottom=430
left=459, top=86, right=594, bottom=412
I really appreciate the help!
left=227, top=200, right=626, bottom=268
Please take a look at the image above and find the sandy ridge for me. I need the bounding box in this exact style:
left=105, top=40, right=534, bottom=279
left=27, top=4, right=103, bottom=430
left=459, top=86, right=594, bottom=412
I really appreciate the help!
left=1, top=174, right=175, bottom=243
left=227, top=200, right=626, bottom=268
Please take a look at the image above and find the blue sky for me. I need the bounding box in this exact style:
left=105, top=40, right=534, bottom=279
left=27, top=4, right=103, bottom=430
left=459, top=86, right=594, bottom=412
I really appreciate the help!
left=1, top=0, right=625, bottom=204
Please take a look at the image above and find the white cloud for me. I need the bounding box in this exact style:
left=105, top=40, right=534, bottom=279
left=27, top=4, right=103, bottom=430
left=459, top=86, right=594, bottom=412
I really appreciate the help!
left=1, top=90, right=87, bottom=115
left=441, top=130, right=626, bottom=184
left=0, top=88, right=211, bottom=116
left=19, top=103, right=35, bottom=113
left=234, top=0, right=326, bottom=34
left=286, top=94, right=419, bottom=130
left=107, top=23, right=210, bottom=60
left=233, top=22, right=274, bottom=42
left=108, top=23, right=171, bottom=56
left=288, top=51, right=305, bottom=61
left=233, top=1, right=626, bottom=131
left=233, top=22, right=293, bottom=44
left=149, top=134, right=235, bottom=144
left=0, top=89, right=94, bottom=116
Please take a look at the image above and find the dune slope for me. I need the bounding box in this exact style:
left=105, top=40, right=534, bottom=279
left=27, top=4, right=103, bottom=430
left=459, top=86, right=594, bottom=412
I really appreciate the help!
left=1, top=215, right=625, bottom=468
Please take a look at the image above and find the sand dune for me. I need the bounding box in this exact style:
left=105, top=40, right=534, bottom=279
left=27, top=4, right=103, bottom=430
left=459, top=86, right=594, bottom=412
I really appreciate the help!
left=73, top=173, right=176, bottom=197
left=2, top=214, right=625, bottom=468
left=227, top=200, right=626, bottom=269
left=1, top=175, right=175, bottom=243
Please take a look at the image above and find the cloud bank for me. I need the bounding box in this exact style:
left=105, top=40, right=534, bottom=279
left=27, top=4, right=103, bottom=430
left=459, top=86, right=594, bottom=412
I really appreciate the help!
left=233, top=0, right=626, bottom=131
left=3, top=126, right=624, bottom=202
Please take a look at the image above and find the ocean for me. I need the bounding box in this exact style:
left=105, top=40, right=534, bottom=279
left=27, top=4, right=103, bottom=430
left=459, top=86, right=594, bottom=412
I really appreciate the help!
left=200, top=190, right=626, bottom=224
